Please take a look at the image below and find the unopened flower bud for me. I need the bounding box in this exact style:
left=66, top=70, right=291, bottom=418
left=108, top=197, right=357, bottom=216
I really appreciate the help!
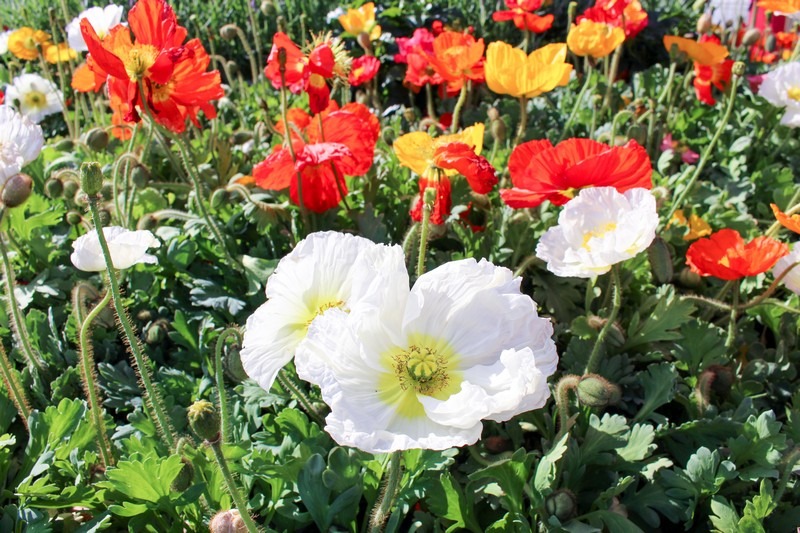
left=491, top=117, right=506, bottom=143
left=732, top=61, right=745, bottom=77
left=55, top=138, right=74, bottom=151
left=137, top=309, right=154, bottom=322
left=188, top=400, right=220, bottom=442
left=131, top=165, right=151, bottom=189
left=545, top=489, right=577, bottom=522
left=277, top=16, right=287, bottom=34
left=137, top=214, right=158, bottom=230
left=220, top=24, right=238, bottom=41
left=210, top=188, right=230, bottom=210
left=85, top=128, right=110, bottom=151
left=97, top=208, right=112, bottom=226
left=678, top=267, right=703, bottom=289
left=1, top=173, right=33, bottom=208
left=210, top=509, right=248, bottom=533
left=402, top=107, right=416, bottom=123
left=765, top=34, right=776, bottom=53
left=357, top=32, right=373, bottom=53
left=487, top=106, right=500, bottom=122
left=260, top=0, right=276, bottom=16
left=66, top=210, right=83, bottom=225
left=647, top=237, right=674, bottom=284
left=224, top=342, right=249, bottom=382
left=226, top=60, right=240, bottom=76
left=145, top=318, right=169, bottom=345
left=696, top=13, right=712, bottom=34
left=171, top=458, right=194, bottom=492
left=626, top=124, right=647, bottom=146
left=100, top=182, right=114, bottom=201
left=80, top=162, right=104, bottom=196
left=741, top=28, right=761, bottom=47
left=63, top=179, right=80, bottom=199
left=44, top=177, right=63, bottom=198
left=576, top=374, right=621, bottom=408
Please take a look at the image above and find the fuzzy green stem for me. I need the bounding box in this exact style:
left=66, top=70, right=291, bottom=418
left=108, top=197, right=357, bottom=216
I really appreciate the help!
left=514, top=96, right=529, bottom=146
left=369, top=450, right=403, bottom=533
left=209, top=439, right=261, bottom=533
left=0, top=213, right=47, bottom=375
left=664, top=69, right=741, bottom=224
left=558, top=69, right=594, bottom=143
left=450, top=81, right=470, bottom=134
left=78, top=289, right=115, bottom=467
left=601, top=45, right=623, bottom=115
left=276, top=369, right=325, bottom=427
left=725, top=284, right=739, bottom=350
left=425, top=83, right=437, bottom=122
left=774, top=447, right=800, bottom=503
left=243, top=2, right=264, bottom=78
left=402, top=223, right=420, bottom=268
left=555, top=374, right=580, bottom=439
left=86, top=197, right=176, bottom=451
left=215, top=327, right=242, bottom=444
left=584, top=265, right=622, bottom=375
left=0, top=343, right=31, bottom=430
left=656, top=61, right=677, bottom=105
left=417, top=187, right=436, bottom=279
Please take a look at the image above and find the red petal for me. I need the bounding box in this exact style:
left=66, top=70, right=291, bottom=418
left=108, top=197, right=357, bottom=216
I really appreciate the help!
left=253, top=147, right=296, bottom=191
left=129, top=0, right=177, bottom=48
left=411, top=175, right=452, bottom=225
left=433, top=142, right=497, bottom=194
left=265, top=32, right=306, bottom=90
left=290, top=164, right=344, bottom=213
left=308, top=43, right=335, bottom=78
left=295, top=142, right=353, bottom=171
left=80, top=19, right=128, bottom=81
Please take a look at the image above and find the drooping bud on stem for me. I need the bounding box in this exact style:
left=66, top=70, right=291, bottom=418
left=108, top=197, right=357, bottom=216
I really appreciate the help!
left=188, top=399, right=221, bottom=442
left=80, top=162, right=104, bottom=197
left=545, top=489, right=577, bottom=522
left=576, top=374, right=621, bottom=408
left=696, top=13, right=712, bottom=34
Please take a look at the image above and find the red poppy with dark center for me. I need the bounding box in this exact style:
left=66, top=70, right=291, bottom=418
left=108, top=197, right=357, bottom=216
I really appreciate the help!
left=500, top=138, right=652, bottom=208
left=265, top=32, right=336, bottom=114
left=253, top=102, right=379, bottom=213
left=686, top=229, right=788, bottom=280
left=492, top=0, right=554, bottom=33
left=80, top=0, right=223, bottom=134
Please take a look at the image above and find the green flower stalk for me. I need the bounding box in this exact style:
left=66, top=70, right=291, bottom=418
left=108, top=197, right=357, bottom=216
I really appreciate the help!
left=584, top=265, right=622, bottom=375
left=0, top=343, right=31, bottom=431
left=368, top=450, right=403, bottom=533
left=214, top=327, right=243, bottom=444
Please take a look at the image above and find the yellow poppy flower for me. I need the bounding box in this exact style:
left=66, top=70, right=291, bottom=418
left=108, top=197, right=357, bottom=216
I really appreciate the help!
left=484, top=41, right=572, bottom=99
left=669, top=210, right=712, bottom=241
left=567, top=19, right=625, bottom=59
left=663, top=35, right=729, bottom=66
left=757, top=0, right=800, bottom=13
left=44, top=43, right=78, bottom=64
left=393, top=123, right=484, bottom=177
left=338, top=2, right=382, bottom=41
left=7, top=27, right=51, bottom=61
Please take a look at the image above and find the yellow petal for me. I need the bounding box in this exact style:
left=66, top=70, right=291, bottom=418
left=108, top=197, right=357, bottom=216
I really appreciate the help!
left=394, top=131, right=435, bottom=176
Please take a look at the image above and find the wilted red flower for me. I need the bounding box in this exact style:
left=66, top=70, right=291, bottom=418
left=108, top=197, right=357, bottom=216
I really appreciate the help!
left=348, top=55, right=380, bottom=86
left=686, top=229, right=788, bottom=280
left=427, top=31, right=485, bottom=94
left=492, top=0, right=554, bottom=33
left=500, top=138, right=652, bottom=208
left=264, top=32, right=336, bottom=114
left=253, top=103, right=379, bottom=213
left=577, top=0, right=648, bottom=39
left=80, top=0, right=223, bottom=134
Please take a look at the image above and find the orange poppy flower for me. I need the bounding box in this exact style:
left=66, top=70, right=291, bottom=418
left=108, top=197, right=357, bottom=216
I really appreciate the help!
left=664, top=35, right=732, bottom=105
left=338, top=2, right=382, bottom=40
left=265, top=32, right=336, bottom=114
left=669, top=210, right=712, bottom=241
left=72, top=56, right=108, bottom=93
left=485, top=41, right=572, bottom=99
left=7, top=28, right=51, bottom=60
left=757, top=0, right=800, bottom=13
left=686, top=229, right=789, bottom=280
left=492, top=0, right=554, bottom=33
left=568, top=19, right=625, bottom=59
left=500, top=138, right=652, bottom=208
left=253, top=103, right=379, bottom=213
left=427, top=31, right=485, bottom=94
left=771, top=203, right=800, bottom=233
left=663, top=35, right=729, bottom=66
left=577, top=0, right=648, bottom=38
left=80, top=0, right=223, bottom=133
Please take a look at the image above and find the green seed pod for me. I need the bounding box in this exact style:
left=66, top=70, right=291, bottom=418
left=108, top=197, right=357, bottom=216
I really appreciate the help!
left=171, top=458, right=195, bottom=492
left=647, top=237, right=674, bottom=284
left=44, top=177, right=64, bottom=198
left=131, top=165, right=150, bottom=189
left=1, top=173, right=33, bottom=208
left=741, top=28, right=761, bottom=47
left=224, top=342, right=249, bottom=383
left=491, top=116, right=507, bottom=144
left=188, top=399, right=220, bottom=442
left=85, top=128, right=110, bottom=151
left=145, top=318, right=168, bottom=345
left=545, top=490, right=577, bottom=522
left=63, top=179, right=80, bottom=199
left=626, top=124, right=647, bottom=146
left=210, top=188, right=230, bottom=210
left=765, top=34, right=776, bottom=53
left=678, top=267, right=703, bottom=289
left=80, top=162, right=104, bottom=196
left=54, top=138, right=75, bottom=151
left=219, top=24, right=238, bottom=40
left=576, top=374, right=621, bottom=408
left=66, top=211, right=83, bottom=225
left=136, top=309, right=154, bottom=322
left=732, top=61, right=745, bottom=77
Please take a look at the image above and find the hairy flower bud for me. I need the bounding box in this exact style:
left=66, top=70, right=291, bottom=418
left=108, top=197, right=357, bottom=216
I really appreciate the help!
left=85, top=128, right=110, bottom=151
left=131, top=165, right=151, bottom=189
left=357, top=32, right=373, bottom=54
left=260, top=0, right=276, bottom=16
left=210, top=510, right=248, bottom=533
left=44, top=177, right=64, bottom=198
left=66, top=210, right=83, bottom=225
left=626, top=124, right=647, bottom=146
left=80, top=162, right=104, bottom=196
left=647, top=237, right=674, bottom=284
left=219, top=24, right=238, bottom=41
left=210, top=189, right=230, bottom=210
left=171, top=458, right=195, bottom=492
left=1, top=173, right=33, bottom=208
left=732, top=61, right=745, bottom=77
left=576, top=374, right=621, bottom=408
left=678, top=266, right=703, bottom=289
left=696, top=13, right=712, bottom=35
left=63, top=179, right=80, bottom=199
left=741, top=28, right=761, bottom=47
left=545, top=489, right=577, bottom=522
left=188, top=399, right=220, bottom=442
left=55, top=139, right=75, bottom=152
left=227, top=60, right=240, bottom=76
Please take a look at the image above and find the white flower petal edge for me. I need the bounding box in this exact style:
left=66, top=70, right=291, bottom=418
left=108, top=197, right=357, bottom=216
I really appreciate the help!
left=71, top=226, right=160, bottom=272
left=296, top=257, right=558, bottom=453
left=5, top=73, right=64, bottom=123
left=759, top=62, right=800, bottom=128
left=66, top=5, right=125, bottom=52
left=536, top=187, right=658, bottom=278
left=240, top=231, right=407, bottom=393
left=0, top=105, right=44, bottom=186
left=773, top=244, right=800, bottom=295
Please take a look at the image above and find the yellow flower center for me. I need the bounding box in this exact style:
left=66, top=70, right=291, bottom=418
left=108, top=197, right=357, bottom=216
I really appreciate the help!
left=23, top=90, right=46, bottom=109
left=582, top=222, right=618, bottom=250
left=394, top=345, right=450, bottom=396
left=24, top=36, right=37, bottom=50
left=305, top=299, right=345, bottom=326
left=124, top=44, right=159, bottom=81
left=787, top=86, right=800, bottom=101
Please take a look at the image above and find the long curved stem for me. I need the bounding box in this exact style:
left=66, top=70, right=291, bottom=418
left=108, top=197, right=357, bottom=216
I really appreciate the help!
left=417, top=187, right=435, bottom=279
left=210, top=439, right=261, bottom=533
left=86, top=197, right=176, bottom=451
left=276, top=369, right=325, bottom=427
left=215, top=327, right=242, bottom=444
left=450, top=81, right=469, bottom=134
left=0, top=343, right=31, bottom=430
left=584, top=265, right=622, bottom=375
left=368, top=450, right=403, bottom=532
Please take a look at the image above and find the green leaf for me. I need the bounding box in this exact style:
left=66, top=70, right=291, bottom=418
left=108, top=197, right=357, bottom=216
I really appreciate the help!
left=241, top=255, right=278, bottom=296
left=685, top=447, right=737, bottom=496
left=624, top=286, right=695, bottom=350
left=532, top=433, right=569, bottom=497
left=107, top=502, right=150, bottom=517
left=743, top=480, right=777, bottom=521
left=427, top=471, right=481, bottom=533
left=470, top=448, right=534, bottom=514
left=581, top=414, right=629, bottom=463
left=100, top=454, right=184, bottom=503
left=710, top=496, right=741, bottom=533
left=671, top=320, right=728, bottom=373
left=189, top=279, right=246, bottom=315
left=583, top=510, right=645, bottom=533
left=634, top=363, right=678, bottom=423
left=617, top=424, right=657, bottom=462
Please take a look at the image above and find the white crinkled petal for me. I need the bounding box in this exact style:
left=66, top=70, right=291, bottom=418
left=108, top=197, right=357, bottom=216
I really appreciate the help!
left=0, top=105, right=44, bottom=184
left=67, top=5, right=125, bottom=51
left=70, top=226, right=159, bottom=272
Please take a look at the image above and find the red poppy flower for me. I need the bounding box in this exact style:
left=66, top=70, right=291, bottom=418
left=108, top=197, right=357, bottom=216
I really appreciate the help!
left=349, top=55, right=380, bottom=87
left=577, top=0, right=648, bottom=39
left=500, top=138, right=652, bottom=208
left=411, top=174, right=452, bottom=225
left=264, top=32, right=335, bottom=114
left=694, top=60, right=734, bottom=105
left=686, top=229, right=789, bottom=280
left=492, top=0, right=554, bottom=33
left=427, top=31, right=485, bottom=94
left=80, top=0, right=222, bottom=134
left=253, top=103, right=378, bottom=213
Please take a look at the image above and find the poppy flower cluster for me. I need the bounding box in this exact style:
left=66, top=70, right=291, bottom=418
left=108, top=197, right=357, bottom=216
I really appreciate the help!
left=427, top=31, right=485, bottom=95
left=664, top=34, right=733, bottom=105
left=253, top=102, right=379, bottom=213
left=78, top=0, right=223, bottom=135
left=577, top=0, right=648, bottom=39
left=491, top=0, right=554, bottom=34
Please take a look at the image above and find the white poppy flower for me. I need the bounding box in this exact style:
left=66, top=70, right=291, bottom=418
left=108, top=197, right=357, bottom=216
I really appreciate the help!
left=241, top=231, right=408, bottom=393
left=536, top=187, right=658, bottom=278
left=707, top=0, right=751, bottom=26
left=0, top=105, right=44, bottom=186
left=773, top=244, right=800, bottom=295
left=759, top=62, right=800, bottom=127
left=296, top=258, right=558, bottom=453
left=5, top=73, right=63, bottom=123
left=71, top=226, right=160, bottom=272
left=66, top=4, right=124, bottom=52
left=0, top=30, right=12, bottom=55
